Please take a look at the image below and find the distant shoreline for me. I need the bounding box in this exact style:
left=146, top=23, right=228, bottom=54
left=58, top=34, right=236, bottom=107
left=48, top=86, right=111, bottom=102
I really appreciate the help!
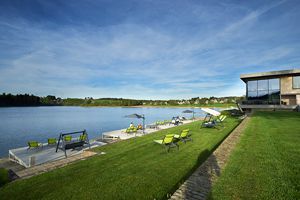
left=127, top=105, right=235, bottom=108
left=0, top=104, right=236, bottom=108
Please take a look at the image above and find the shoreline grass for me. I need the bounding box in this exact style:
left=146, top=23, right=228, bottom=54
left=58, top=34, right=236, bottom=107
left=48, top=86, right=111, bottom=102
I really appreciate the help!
left=0, top=117, right=240, bottom=199
left=209, top=111, right=300, bottom=200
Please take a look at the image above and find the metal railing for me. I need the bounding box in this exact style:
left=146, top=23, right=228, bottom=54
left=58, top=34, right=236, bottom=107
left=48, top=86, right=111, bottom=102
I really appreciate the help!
left=238, top=100, right=280, bottom=105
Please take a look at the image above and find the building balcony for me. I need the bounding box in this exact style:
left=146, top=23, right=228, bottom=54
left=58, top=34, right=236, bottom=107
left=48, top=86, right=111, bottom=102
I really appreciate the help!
left=239, top=100, right=280, bottom=105
left=238, top=100, right=298, bottom=110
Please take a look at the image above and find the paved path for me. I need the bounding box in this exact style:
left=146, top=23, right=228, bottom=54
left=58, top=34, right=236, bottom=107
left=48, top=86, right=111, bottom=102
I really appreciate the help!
left=170, top=115, right=251, bottom=200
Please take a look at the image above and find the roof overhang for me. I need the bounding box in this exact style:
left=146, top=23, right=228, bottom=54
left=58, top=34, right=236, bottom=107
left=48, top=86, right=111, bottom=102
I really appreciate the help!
left=240, top=69, right=300, bottom=83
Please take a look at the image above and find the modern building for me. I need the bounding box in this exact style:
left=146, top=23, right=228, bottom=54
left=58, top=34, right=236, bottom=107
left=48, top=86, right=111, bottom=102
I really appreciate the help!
left=240, top=69, right=300, bottom=109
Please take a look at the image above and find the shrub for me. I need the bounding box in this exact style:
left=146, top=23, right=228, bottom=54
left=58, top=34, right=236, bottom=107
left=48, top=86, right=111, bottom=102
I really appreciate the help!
left=0, top=168, right=9, bottom=187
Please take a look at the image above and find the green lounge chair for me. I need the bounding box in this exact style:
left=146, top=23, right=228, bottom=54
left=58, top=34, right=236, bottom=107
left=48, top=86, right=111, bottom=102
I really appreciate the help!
left=156, top=121, right=164, bottom=125
left=213, top=115, right=226, bottom=127
left=174, top=129, right=192, bottom=143
left=48, top=138, right=57, bottom=145
left=218, top=115, right=227, bottom=123
left=125, top=127, right=137, bottom=134
left=27, top=141, right=43, bottom=150
left=154, top=134, right=179, bottom=152
left=125, top=128, right=131, bottom=133
left=64, top=135, right=72, bottom=142
left=220, top=115, right=227, bottom=121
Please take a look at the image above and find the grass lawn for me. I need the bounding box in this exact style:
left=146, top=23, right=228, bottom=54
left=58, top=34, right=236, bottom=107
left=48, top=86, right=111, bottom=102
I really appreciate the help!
left=0, top=117, right=240, bottom=200
left=209, top=111, right=300, bottom=200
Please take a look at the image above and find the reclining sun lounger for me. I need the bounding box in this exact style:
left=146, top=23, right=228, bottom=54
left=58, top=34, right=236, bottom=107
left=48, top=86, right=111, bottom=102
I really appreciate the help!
left=174, top=129, right=192, bottom=143
left=215, top=115, right=226, bottom=127
left=27, top=141, right=43, bottom=150
left=125, top=126, right=138, bottom=134
left=154, top=134, right=179, bottom=152
left=47, top=138, right=57, bottom=146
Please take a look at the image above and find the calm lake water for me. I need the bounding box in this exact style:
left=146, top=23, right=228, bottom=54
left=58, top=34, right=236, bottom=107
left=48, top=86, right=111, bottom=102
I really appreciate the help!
left=0, top=106, right=215, bottom=157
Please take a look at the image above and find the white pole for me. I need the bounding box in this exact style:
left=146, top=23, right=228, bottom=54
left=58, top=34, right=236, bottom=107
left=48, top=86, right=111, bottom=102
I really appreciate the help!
left=142, top=115, right=145, bottom=134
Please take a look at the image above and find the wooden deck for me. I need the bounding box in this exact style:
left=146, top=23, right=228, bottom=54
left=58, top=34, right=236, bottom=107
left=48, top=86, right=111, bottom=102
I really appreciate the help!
left=9, top=140, right=106, bottom=168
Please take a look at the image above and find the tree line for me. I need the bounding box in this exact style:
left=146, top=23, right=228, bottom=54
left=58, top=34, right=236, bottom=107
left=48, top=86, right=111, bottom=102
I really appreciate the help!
left=0, top=93, right=61, bottom=107
left=0, top=93, right=243, bottom=107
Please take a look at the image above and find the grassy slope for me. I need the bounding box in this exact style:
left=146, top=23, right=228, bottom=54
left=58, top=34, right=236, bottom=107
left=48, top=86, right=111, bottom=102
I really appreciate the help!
left=0, top=118, right=239, bottom=200
left=209, top=111, right=300, bottom=200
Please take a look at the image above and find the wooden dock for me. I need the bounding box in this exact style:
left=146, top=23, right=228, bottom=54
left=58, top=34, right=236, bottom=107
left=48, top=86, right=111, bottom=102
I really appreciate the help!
left=8, top=140, right=106, bottom=168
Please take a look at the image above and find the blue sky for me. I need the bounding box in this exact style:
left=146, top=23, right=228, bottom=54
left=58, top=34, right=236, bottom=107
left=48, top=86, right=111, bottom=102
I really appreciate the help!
left=0, top=0, right=300, bottom=99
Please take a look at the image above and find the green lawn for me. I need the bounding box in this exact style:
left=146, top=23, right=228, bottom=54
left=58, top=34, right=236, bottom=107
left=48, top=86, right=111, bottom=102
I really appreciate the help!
left=0, top=118, right=240, bottom=200
left=209, top=111, right=300, bottom=200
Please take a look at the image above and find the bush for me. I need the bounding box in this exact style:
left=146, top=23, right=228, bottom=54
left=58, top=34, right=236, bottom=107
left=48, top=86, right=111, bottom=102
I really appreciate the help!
left=0, top=168, right=9, bottom=187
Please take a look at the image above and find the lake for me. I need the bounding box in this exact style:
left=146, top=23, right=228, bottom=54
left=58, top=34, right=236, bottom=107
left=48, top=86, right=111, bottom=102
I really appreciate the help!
left=0, top=106, right=215, bottom=157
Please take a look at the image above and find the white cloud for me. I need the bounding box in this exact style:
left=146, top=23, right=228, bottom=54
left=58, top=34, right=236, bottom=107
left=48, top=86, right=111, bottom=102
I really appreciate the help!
left=0, top=0, right=299, bottom=99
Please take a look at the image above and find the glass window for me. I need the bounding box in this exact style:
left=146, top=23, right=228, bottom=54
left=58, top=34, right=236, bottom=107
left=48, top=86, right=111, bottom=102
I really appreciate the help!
left=247, top=81, right=257, bottom=92
left=247, top=91, right=257, bottom=99
left=269, top=90, right=280, bottom=104
left=246, top=78, right=280, bottom=104
left=258, top=90, right=269, bottom=101
left=293, top=76, right=300, bottom=88
left=269, top=78, right=280, bottom=90
left=258, top=80, right=268, bottom=91
left=269, top=90, right=280, bottom=99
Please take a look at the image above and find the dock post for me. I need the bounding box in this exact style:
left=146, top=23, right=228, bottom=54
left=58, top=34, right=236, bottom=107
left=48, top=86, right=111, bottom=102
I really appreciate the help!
left=29, top=156, right=36, bottom=167
left=56, top=133, right=62, bottom=152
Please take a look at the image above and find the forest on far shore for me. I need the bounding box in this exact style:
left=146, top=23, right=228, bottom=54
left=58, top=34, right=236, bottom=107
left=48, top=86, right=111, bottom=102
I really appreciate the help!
left=0, top=93, right=243, bottom=107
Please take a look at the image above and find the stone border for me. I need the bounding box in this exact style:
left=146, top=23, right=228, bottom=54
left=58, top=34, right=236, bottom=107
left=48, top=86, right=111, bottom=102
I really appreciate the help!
left=170, top=115, right=251, bottom=200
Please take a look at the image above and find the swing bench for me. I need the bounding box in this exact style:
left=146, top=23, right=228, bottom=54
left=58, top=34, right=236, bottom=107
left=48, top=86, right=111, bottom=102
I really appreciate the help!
left=201, top=108, right=225, bottom=128
left=55, top=130, right=91, bottom=157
